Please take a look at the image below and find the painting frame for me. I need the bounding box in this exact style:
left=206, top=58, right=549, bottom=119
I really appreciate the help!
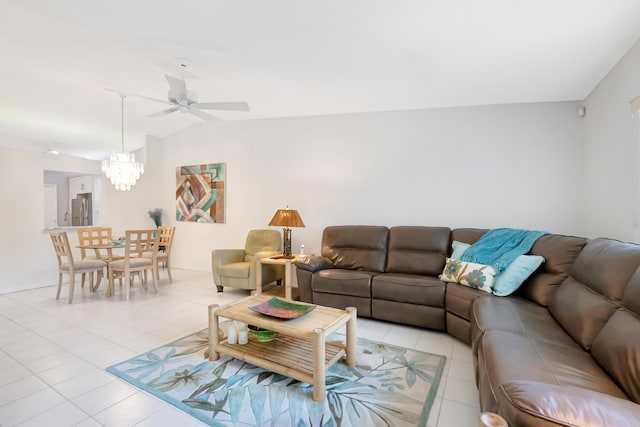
left=176, top=163, right=226, bottom=223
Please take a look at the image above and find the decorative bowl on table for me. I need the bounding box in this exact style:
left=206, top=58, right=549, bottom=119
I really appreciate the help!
left=248, top=325, right=278, bottom=342
left=248, top=297, right=316, bottom=319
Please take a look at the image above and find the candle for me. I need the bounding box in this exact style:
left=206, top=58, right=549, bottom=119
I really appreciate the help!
left=238, top=330, right=249, bottom=345
left=227, top=323, right=237, bottom=345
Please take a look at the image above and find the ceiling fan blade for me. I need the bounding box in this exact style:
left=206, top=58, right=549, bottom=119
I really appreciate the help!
left=147, top=107, right=179, bottom=118
left=105, top=88, right=169, bottom=105
left=165, top=75, right=187, bottom=101
left=192, top=102, right=250, bottom=111
left=188, top=109, right=224, bottom=123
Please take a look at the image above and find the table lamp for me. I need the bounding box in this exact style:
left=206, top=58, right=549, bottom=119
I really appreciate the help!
left=268, top=207, right=305, bottom=259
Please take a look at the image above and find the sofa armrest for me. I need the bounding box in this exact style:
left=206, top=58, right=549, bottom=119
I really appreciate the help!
left=211, top=249, right=245, bottom=286
left=499, top=381, right=640, bottom=427
left=295, top=255, right=334, bottom=272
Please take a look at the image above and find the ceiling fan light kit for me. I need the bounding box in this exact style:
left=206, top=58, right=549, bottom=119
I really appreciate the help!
left=101, top=94, right=144, bottom=191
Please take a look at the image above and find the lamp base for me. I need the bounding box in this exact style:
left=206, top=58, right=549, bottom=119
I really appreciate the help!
left=283, top=227, right=292, bottom=258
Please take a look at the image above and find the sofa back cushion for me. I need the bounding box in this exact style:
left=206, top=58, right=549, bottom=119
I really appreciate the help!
left=451, top=228, right=487, bottom=246
left=387, top=226, right=450, bottom=275
left=451, top=229, right=586, bottom=306
left=321, top=226, right=389, bottom=272
left=591, top=267, right=640, bottom=403
left=548, top=238, right=640, bottom=350
left=517, top=234, right=587, bottom=306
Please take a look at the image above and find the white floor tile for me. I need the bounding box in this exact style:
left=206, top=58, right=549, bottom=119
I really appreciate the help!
left=436, top=399, right=480, bottom=427
left=447, top=358, right=475, bottom=382
left=443, top=377, right=480, bottom=407
left=133, top=405, right=201, bottom=427
left=53, top=369, right=115, bottom=399
left=0, top=388, right=66, bottom=426
left=0, top=375, right=48, bottom=406
left=93, top=391, right=167, bottom=427
left=72, top=379, right=139, bottom=415
left=15, top=401, right=89, bottom=427
left=38, top=359, right=96, bottom=385
left=452, top=339, right=474, bottom=362
left=0, top=363, right=32, bottom=387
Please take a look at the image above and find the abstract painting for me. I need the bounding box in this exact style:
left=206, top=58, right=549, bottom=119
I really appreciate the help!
left=176, top=163, right=226, bottom=223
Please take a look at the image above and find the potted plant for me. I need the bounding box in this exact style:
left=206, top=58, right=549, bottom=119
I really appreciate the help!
left=148, top=208, right=163, bottom=227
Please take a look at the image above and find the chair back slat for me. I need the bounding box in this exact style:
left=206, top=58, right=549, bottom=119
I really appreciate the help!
left=50, top=231, right=73, bottom=264
left=77, top=227, right=113, bottom=258
left=125, top=229, right=160, bottom=259
left=157, top=226, right=176, bottom=254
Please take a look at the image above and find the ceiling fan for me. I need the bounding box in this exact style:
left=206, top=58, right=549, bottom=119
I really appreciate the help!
left=105, top=64, right=249, bottom=123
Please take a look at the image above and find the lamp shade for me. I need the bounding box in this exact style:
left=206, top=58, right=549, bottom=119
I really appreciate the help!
left=268, top=209, right=305, bottom=228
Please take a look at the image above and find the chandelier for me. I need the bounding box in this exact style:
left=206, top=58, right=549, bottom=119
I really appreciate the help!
left=101, top=94, right=144, bottom=191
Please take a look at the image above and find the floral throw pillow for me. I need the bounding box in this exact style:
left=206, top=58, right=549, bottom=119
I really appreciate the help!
left=440, top=258, right=495, bottom=293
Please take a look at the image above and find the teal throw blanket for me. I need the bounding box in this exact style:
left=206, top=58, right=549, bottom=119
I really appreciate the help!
left=460, top=228, right=548, bottom=274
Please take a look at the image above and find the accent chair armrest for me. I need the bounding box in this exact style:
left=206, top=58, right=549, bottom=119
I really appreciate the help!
left=211, top=249, right=245, bottom=286
left=295, top=255, right=334, bottom=272
left=211, top=249, right=245, bottom=266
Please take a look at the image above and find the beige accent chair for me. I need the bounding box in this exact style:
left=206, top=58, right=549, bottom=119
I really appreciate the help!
left=108, top=229, right=159, bottom=300
left=212, top=229, right=284, bottom=292
left=50, top=231, right=106, bottom=303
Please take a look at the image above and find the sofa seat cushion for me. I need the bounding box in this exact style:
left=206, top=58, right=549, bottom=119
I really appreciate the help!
left=470, top=296, right=571, bottom=353
left=218, top=262, right=250, bottom=278
left=312, top=269, right=375, bottom=298
left=371, top=273, right=445, bottom=306
left=445, top=282, right=488, bottom=321
left=499, top=381, right=640, bottom=427
left=477, top=330, right=627, bottom=412
left=109, top=257, right=153, bottom=269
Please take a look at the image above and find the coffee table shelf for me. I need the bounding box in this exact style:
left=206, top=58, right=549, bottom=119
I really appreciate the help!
left=208, top=294, right=357, bottom=402
left=216, top=335, right=346, bottom=381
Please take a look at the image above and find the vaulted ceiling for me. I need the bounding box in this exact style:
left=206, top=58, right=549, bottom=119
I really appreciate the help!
left=2, top=0, right=640, bottom=159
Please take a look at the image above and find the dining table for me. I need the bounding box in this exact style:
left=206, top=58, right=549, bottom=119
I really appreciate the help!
left=77, top=240, right=126, bottom=295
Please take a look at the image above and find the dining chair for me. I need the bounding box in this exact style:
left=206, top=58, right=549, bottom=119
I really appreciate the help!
left=155, top=226, right=175, bottom=282
left=50, top=231, right=107, bottom=303
left=77, top=227, right=122, bottom=288
left=108, top=229, right=160, bottom=300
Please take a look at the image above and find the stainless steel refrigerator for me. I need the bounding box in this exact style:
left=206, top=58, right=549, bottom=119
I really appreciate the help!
left=71, top=193, right=92, bottom=226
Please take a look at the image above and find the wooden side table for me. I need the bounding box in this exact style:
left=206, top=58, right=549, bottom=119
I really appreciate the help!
left=255, top=255, right=299, bottom=300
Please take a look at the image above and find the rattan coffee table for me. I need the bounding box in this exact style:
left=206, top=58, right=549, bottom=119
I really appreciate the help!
left=208, top=294, right=357, bottom=402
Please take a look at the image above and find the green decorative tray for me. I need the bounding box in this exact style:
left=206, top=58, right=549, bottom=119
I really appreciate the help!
left=249, top=297, right=316, bottom=319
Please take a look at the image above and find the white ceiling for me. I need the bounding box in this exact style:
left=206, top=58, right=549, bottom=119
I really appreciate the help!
left=2, top=0, right=640, bottom=160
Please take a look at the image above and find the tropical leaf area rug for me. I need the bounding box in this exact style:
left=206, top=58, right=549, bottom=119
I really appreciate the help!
left=107, top=329, right=446, bottom=427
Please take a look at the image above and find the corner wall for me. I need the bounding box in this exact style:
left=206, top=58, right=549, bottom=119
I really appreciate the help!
left=583, top=38, right=640, bottom=242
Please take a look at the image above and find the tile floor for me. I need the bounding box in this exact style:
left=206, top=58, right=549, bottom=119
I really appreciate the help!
left=0, top=270, right=480, bottom=426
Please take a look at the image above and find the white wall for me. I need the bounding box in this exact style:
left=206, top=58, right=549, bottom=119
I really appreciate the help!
left=583, top=39, right=640, bottom=242
left=156, top=102, right=584, bottom=273
left=0, top=137, right=161, bottom=294
left=0, top=102, right=587, bottom=292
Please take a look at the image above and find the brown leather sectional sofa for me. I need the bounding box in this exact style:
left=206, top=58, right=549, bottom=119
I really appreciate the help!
left=295, top=225, right=640, bottom=426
